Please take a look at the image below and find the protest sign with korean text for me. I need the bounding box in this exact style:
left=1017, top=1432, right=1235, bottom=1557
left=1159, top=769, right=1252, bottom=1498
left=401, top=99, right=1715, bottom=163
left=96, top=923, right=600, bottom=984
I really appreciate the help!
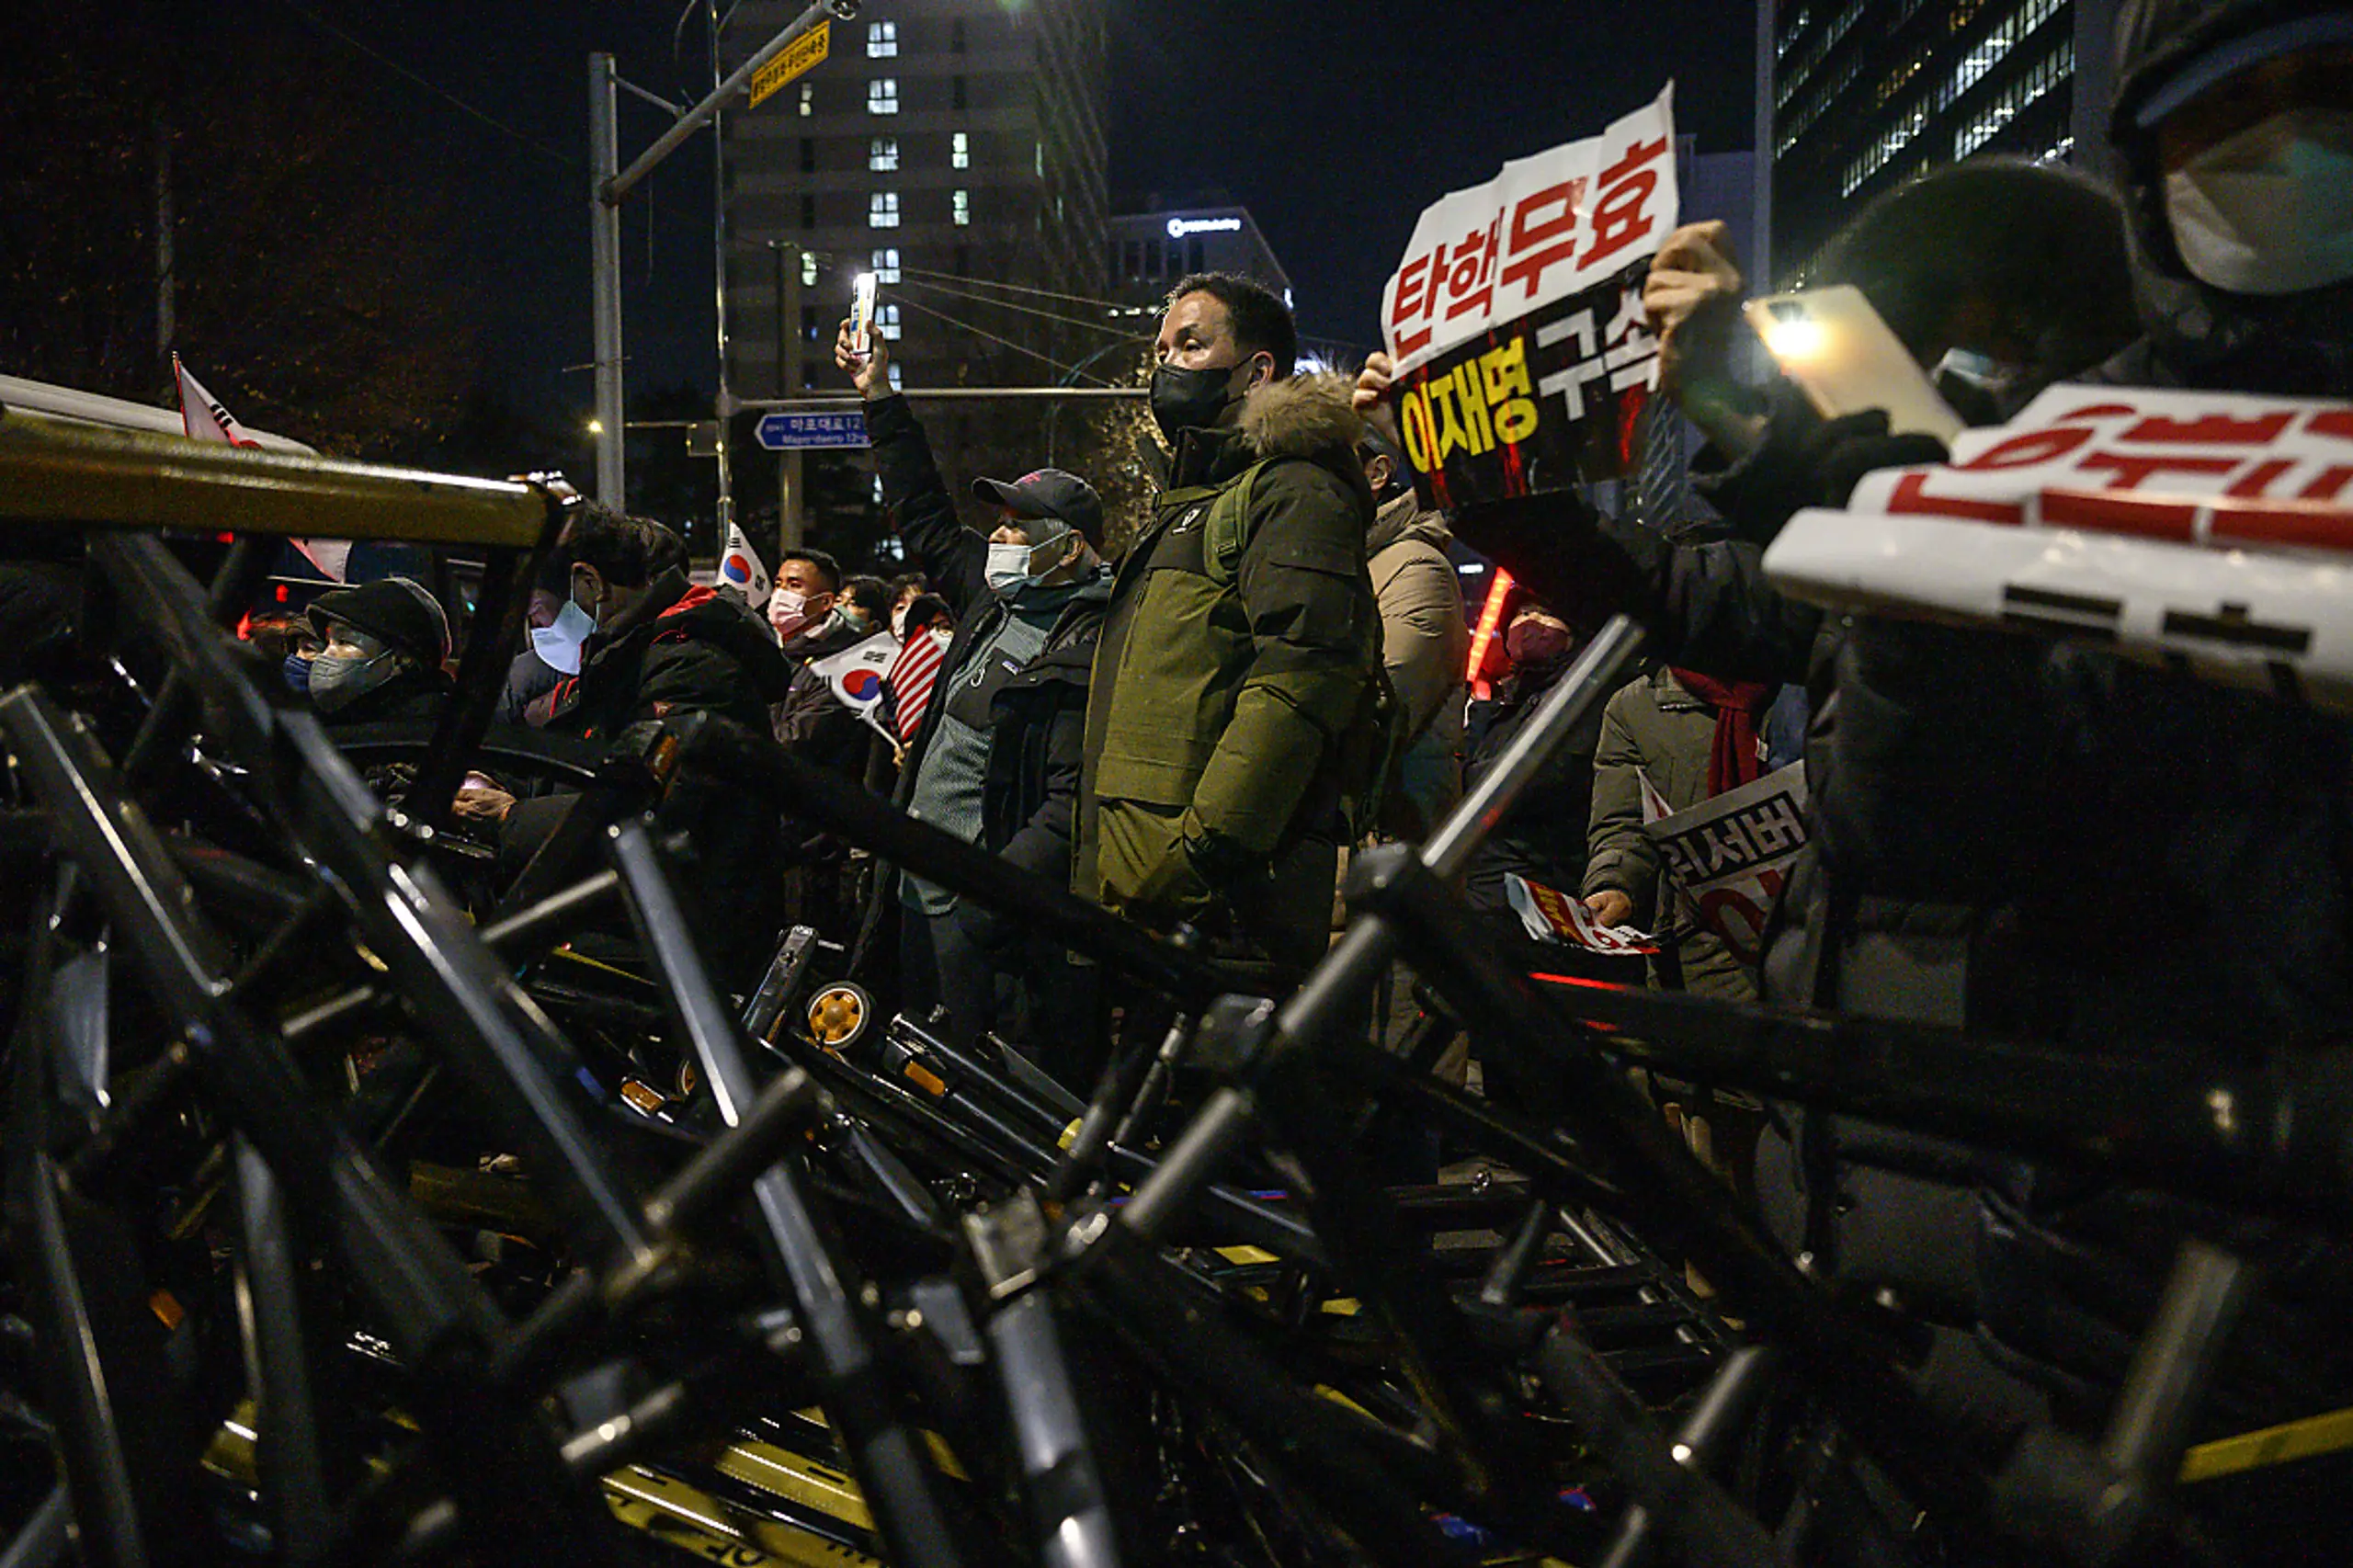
left=1764, top=385, right=2353, bottom=710
left=1641, top=762, right=1808, bottom=966
left=1379, top=85, right=1678, bottom=510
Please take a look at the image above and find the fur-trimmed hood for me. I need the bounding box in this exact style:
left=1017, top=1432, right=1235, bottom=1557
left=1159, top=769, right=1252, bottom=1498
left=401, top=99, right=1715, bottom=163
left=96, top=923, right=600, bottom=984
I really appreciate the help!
left=1235, top=371, right=1364, bottom=460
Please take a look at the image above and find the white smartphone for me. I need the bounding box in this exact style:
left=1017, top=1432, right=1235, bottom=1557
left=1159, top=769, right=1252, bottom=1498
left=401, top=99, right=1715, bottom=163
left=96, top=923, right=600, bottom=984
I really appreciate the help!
left=851, top=271, right=879, bottom=358
left=1743, top=284, right=1964, bottom=444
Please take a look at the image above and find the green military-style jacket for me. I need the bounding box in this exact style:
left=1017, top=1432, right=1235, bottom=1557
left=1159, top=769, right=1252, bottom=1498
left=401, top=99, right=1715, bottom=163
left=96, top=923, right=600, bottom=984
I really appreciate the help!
left=1076, top=372, right=1386, bottom=936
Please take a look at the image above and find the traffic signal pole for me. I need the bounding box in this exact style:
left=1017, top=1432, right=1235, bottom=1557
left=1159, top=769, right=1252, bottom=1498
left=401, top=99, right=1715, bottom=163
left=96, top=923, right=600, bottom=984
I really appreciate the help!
left=588, top=0, right=854, bottom=508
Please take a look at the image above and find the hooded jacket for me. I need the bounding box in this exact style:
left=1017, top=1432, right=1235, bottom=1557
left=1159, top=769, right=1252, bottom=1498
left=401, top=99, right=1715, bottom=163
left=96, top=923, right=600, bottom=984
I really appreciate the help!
left=1368, top=493, right=1469, bottom=839
left=2098, top=0, right=2353, bottom=397
left=517, top=568, right=795, bottom=984
left=1077, top=371, right=1383, bottom=951
left=530, top=568, right=792, bottom=744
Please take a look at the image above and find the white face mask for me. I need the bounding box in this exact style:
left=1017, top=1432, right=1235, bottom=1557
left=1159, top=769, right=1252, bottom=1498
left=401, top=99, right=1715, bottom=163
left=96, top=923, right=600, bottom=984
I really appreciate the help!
left=529, top=597, right=596, bottom=675
left=891, top=606, right=909, bottom=639
left=2164, top=107, right=2353, bottom=296
left=768, top=587, right=814, bottom=640
left=984, top=530, right=1072, bottom=597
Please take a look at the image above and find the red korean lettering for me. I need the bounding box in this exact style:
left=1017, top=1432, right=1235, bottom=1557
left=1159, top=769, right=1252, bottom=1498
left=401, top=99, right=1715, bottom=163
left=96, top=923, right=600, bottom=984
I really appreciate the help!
left=1883, top=471, right=2025, bottom=524
left=2303, top=465, right=2353, bottom=501
left=1442, top=219, right=1503, bottom=321
left=1499, top=178, right=1586, bottom=301
left=2120, top=412, right=2294, bottom=445
left=2224, top=459, right=2295, bottom=498
left=1581, top=135, right=1669, bottom=268
left=1388, top=248, right=1440, bottom=356
left=2074, top=450, right=2242, bottom=490
left=1956, top=424, right=2099, bottom=471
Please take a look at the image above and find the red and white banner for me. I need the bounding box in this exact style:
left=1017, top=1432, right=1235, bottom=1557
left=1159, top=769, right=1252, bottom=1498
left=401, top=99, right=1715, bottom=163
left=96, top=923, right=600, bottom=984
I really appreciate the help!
left=1506, top=872, right=1659, bottom=955
left=1765, top=386, right=2353, bottom=710
left=175, top=353, right=350, bottom=582
left=1378, top=84, right=1677, bottom=509
left=1640, top=762, right=1809, bottom=966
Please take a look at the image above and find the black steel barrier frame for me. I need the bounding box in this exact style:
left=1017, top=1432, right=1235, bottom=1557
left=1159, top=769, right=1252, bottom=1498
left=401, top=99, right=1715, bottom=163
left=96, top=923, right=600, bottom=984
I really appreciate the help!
left=2, top=431, right=2317, bottom=1565
left=0, top=529, right=925, bottom=1562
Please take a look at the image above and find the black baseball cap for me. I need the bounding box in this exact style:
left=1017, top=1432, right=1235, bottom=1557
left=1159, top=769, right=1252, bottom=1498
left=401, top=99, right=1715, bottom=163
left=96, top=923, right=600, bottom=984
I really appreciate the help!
left=308, top=576, right=452, bottom=667
left=972, top=468, right=1104, bottom=547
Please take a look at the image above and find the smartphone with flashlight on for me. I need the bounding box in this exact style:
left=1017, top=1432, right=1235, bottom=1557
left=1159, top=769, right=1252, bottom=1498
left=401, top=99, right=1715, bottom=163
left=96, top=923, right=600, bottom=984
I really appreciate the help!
left=1742, top=284, right=1964, bottom=444
left=850, top=271, right=879, bottom=358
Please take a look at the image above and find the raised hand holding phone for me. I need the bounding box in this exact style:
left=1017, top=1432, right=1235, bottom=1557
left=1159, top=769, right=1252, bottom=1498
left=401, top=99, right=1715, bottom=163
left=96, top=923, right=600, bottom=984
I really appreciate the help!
left=835, top=312, right=892, bottom=401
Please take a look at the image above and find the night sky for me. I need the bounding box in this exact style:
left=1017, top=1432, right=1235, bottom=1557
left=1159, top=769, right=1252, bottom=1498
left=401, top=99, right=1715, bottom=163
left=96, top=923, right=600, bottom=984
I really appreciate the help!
left=221, top=1, right=1756, bottom=417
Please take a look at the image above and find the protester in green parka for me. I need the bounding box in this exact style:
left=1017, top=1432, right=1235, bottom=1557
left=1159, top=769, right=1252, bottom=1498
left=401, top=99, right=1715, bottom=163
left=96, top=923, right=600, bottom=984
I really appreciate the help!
left=1077, top=273, right=1388, bottom=975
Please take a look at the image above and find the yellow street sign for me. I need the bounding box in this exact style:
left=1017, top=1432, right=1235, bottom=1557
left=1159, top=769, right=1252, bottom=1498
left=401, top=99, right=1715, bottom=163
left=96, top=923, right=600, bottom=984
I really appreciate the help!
left=749, top=21, right=830, bottom=109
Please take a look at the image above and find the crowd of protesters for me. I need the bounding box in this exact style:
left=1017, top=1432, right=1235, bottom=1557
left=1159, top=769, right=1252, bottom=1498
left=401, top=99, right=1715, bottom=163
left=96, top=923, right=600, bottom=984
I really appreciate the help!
left=165, top=3, right=2353, bottom=1551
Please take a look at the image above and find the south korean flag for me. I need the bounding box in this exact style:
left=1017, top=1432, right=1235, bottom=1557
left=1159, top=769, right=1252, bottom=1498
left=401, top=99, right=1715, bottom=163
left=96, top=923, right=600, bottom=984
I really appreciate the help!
left=718, top=517, right=771, bottom=608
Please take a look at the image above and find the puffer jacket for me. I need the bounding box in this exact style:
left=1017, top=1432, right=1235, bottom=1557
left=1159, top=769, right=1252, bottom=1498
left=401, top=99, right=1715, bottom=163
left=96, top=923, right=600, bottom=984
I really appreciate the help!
left=1077, top=372, right=1384, bottom=966
left=1368, top=492, right=1468, bottom=840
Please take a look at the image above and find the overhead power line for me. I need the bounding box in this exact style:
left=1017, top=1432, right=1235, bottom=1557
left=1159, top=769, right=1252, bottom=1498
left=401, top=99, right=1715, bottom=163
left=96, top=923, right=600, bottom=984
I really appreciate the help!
left=886, top=293, right=1118, bottom=385
left=895, top=276, right=1152, bottom=341
left=263, top=0, right=579, bottom=169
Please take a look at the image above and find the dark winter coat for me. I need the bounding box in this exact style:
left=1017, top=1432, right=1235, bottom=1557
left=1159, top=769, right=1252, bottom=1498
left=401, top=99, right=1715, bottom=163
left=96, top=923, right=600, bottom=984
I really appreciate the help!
left=1077, top=373, right=1385, bottom=965
left=770, top=612, right=877, bottom=780
left=1459, top=653, right=1620, bottom=918
left=847, top=394, right=1111, bottom=974
left=317, top=664, right=452, bottom=730
left=519, top=568, right=794, bottom=983
left=530, top=569, right=790, bottom=744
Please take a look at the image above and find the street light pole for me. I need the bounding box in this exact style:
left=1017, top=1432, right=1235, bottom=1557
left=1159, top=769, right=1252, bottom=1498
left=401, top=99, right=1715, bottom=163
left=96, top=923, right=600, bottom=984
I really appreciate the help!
left=709, top=0, right=736, bottom=557
left=772, top=241, right=806, bottom=554
left=589, top=53, right=626, bottom=505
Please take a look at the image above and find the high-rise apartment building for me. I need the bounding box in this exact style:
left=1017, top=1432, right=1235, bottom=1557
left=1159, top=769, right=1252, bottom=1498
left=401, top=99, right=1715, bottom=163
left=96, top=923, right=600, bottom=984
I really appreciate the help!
left=718, top=1, right=1108, bottom=403
left=1755, top=0, right=2119, bottom=286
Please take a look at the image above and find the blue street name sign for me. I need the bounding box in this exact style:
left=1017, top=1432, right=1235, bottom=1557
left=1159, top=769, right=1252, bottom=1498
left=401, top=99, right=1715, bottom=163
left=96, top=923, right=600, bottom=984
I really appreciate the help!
left=756, top=411, right=870, bottom=450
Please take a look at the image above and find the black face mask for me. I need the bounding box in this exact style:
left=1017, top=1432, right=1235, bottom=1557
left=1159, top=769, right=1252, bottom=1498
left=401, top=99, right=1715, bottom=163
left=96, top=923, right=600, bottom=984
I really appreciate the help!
left=1151, top=360, right=1246, bottom=443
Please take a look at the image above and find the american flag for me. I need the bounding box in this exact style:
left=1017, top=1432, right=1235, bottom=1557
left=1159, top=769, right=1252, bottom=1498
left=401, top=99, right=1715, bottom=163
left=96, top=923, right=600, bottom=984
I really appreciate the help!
left=888, top=628, right=948, bottom=744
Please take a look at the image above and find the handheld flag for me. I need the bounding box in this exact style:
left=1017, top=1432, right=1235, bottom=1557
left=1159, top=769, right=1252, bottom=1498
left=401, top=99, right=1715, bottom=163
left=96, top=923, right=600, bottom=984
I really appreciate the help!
left=888, top=624, right=949, bottom=744
left=718, top=517, right=772, bottom=605
left=175, top=353, right=351, bottom=582
left=809, top=631, right=901, bottom=741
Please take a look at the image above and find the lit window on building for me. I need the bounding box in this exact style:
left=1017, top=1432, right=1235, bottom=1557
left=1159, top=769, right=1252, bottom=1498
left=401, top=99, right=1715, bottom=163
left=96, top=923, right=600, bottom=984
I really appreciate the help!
left=952, top=189, right=971, bottom=226
left=799, top=82, right=813, bottom=117
left=1953, top=37, right=2073, bottom=157
left=868, top=78, right=899, bottom=115
left=877, top=303, right=902, bottom=341
left=951, top=131, right=971, bottom=170
left=888, top=363, right=904, bottom=392
left=870, top=137, right=898, bottom=172
left=801, top=251, right=819, bottom=287
left=867, top=20, right=896, bottom=58
left=870, top=191, right=901, bottom=229
left=871, top=248, right=902, bottom=284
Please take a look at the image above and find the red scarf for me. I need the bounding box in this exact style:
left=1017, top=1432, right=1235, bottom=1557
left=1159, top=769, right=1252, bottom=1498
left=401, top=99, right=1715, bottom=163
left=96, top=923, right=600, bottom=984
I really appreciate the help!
left=1671, top=668, right=1774, bottom=797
